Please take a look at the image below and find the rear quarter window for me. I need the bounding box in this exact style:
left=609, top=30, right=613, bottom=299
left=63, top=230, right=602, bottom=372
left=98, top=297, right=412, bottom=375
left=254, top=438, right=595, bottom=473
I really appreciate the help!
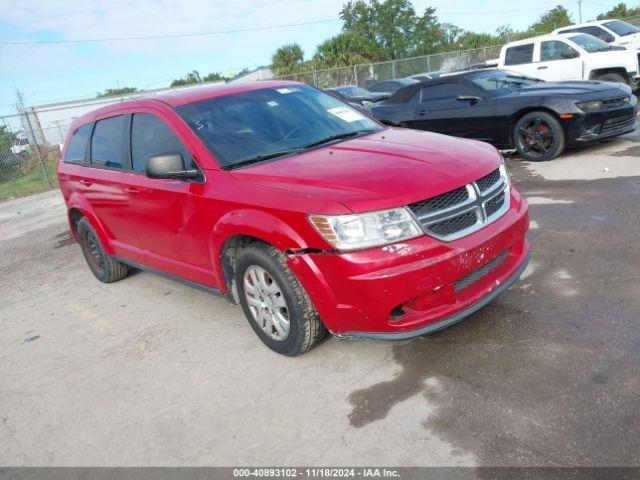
left=504, top=44, right=534, bottom=66
left=63, top=124, right=91, bottom=164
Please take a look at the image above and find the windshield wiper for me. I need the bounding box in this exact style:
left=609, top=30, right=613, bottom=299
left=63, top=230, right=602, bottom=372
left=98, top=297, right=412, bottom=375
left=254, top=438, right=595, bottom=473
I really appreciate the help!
left=301, top=129, right=375, bottom=149
left=224, top=148, right=304, bottom=170
left=224, top=129, right=376, bottom=170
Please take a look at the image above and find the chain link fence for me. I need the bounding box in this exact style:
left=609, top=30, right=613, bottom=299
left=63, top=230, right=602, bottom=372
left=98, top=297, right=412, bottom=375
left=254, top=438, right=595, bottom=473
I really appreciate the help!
left=0, top=111, right=63, bottom=202
left=277, top=45, right=504, bottom=88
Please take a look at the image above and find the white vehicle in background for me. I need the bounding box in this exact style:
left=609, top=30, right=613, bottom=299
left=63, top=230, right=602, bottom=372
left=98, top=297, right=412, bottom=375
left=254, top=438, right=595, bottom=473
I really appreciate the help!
left=10, top=132, right=30, bottom=156
left=498, top=33, right=640, bottom=88
left=553, top=19, right=640, bottom=50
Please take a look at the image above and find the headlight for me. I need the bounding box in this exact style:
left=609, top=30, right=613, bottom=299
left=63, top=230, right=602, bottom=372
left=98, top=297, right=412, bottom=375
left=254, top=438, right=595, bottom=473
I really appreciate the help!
left=309, top=207, right=422, bottom=251
left=576, top=100, right=602, bottom=112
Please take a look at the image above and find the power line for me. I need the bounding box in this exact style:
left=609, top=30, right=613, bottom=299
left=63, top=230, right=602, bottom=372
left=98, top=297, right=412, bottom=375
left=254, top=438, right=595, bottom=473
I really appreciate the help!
left=0, top=3, right=602, bottom=46
left=0, top=18, right=341, bottom=45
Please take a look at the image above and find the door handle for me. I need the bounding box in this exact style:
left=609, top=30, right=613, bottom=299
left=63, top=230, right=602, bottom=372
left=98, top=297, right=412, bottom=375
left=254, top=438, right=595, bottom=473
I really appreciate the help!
left=80, top=179, right=92, bottom=186
left=537, top=66, right=548, bottom=70
left=418, top=109, right=427, bottom=115
left=124, top=186, right=140, bottom=195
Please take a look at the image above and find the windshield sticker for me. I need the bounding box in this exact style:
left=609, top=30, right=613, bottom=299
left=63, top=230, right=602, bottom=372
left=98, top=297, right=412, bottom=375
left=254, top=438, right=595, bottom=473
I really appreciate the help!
left=267, top=101, right=279, bottom=107
left=327, top=106, right=366, bottom=123
left=276, top=88, right=294, bottom=94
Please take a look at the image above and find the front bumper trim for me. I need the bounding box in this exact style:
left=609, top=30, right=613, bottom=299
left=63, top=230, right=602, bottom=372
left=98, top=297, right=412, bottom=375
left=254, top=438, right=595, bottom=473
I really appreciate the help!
left=338, top=252, right=531, bottom=341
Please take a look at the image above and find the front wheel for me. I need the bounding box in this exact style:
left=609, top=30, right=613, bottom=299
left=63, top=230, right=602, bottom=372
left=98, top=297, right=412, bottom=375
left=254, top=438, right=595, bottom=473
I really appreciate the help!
left=595, top=72, right=628, bottom=85
left=236, top=243, right=327, bottom=356
left=513, top=111, right=565, bottom=162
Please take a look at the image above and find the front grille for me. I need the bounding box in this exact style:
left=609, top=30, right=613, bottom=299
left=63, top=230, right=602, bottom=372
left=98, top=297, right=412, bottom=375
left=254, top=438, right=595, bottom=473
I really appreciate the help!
left=408, top=167, right=510, bottom=241
left=601, top=115, right=635, bottom=135
left=485, top=191, right=506, bottom=217
left=454, top=250, right=509, bottom=292
left=428, top=210, right=478, bottom=236
left=476, top=169, right=501, bottom=192
left=409, top=186, right=469, bottom=216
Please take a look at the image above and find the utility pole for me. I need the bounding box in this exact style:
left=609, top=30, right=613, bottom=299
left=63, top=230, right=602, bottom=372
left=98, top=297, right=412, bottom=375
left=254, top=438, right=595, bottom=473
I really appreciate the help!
left=578, top=0, right=583, bottom=23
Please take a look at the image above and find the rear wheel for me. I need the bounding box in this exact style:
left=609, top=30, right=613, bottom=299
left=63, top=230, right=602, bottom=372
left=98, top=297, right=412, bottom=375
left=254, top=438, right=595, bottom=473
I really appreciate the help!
left=513, top=111, right=565, bottom=162
left=77, top=217, right=128, bottom=283
left=236, top=243, right=327, bottom=356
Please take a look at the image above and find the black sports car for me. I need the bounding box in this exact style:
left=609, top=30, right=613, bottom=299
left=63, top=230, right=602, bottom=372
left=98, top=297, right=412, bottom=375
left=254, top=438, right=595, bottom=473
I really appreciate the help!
left=325, top=85, right=390, bottom=105
left=369, top=70, right=638, bottom=161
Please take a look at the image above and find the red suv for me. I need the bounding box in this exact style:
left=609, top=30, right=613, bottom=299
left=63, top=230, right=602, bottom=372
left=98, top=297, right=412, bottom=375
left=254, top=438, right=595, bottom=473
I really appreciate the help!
left=58, top=81, right=530, bottom=356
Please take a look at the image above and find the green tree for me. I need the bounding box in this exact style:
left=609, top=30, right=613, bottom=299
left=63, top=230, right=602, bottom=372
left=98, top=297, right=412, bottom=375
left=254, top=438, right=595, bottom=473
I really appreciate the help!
left=202, top=72, right=226, bottom=83
left=413, top=7, right=449, bottom=54
left=0, top=125, right=17, bottom=154
left=271, top=43, right=305, bottom=76
left=527, top=5, right=572, bottom=34
left=596, top=3, right=640, bottom=19
left=171, top=71, right=202, bottom=87
left=340, top=0, right=418, bottom=59
left=96, top=87, right=138, bottom=98
left=312, top=31, right=380, bottom=69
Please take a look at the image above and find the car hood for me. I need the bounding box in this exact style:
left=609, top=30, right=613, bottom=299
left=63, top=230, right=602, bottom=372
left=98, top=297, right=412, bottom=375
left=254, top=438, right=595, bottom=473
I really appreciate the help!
left=230, top=128, right=502, bottom=213
left=506, top=81, right=630, bottom=99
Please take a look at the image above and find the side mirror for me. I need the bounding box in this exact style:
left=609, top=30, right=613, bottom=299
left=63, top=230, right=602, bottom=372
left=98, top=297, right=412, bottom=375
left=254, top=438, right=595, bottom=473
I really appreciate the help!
left=145, top=153, right=200, bottom=181
left=457, top=95, right=482, bottom=105
left=561, top=50, right=579, bottom=59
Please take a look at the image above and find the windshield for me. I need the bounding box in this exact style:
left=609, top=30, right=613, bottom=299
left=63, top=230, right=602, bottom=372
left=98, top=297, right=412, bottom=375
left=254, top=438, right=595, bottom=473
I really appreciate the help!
left=467, top=70, right=542, bottom=95
left=568, top=33, right=616, bottom=52
left=603, top=20, right=640, bottom=37
left=176, top=85, right=382, bottom=168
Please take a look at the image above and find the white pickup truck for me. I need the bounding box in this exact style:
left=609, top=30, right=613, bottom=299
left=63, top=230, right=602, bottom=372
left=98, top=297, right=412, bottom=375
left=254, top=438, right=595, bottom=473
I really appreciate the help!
left=553, top=19, right=640, bottom=51
left=498, top=33, right=640, bottom=89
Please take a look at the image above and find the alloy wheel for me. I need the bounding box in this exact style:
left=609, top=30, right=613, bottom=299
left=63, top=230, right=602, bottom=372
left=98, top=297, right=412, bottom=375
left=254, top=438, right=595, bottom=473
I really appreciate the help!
left=243, top=265, right=290, bottom=341
left=518, top=117, right=555, bottom=158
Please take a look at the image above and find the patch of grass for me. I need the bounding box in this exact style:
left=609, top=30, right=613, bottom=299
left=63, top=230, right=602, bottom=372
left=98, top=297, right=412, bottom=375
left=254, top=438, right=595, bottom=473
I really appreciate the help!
left=0, top=160, right=59, bottom=202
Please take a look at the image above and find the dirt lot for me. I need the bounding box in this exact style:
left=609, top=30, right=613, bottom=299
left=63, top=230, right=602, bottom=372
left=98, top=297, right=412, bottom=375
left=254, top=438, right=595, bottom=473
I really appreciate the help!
left=1, top=130, right=639, bottom=467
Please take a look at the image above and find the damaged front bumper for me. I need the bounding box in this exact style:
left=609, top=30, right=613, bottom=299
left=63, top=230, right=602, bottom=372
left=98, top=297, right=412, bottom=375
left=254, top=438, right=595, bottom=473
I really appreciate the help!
left=286, top=188, right=530, bottom=338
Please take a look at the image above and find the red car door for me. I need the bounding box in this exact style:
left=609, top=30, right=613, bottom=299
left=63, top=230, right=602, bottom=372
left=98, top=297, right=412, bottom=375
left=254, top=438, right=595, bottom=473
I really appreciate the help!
left=116, top=107, right=217, bottom=287
left=82, top=113, right=147, bottom=264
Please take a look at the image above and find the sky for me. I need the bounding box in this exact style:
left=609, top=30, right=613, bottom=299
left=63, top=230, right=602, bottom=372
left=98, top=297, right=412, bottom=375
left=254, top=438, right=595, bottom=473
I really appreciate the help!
left=0, top=0, right=626, bottom=115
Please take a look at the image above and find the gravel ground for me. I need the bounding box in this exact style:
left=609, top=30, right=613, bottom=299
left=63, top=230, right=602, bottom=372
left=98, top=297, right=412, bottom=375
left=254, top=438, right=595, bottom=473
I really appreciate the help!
left=1, top=130, right=639, bottom=466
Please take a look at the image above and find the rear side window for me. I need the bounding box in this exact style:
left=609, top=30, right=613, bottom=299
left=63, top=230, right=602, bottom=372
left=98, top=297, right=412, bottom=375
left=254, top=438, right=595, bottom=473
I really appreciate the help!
left=91, top=116, right=124, bottom=169
left=64, top=124, right=91, bottom=164
left=130, top=113, right=189, bottom=172
left=504, top=44, right=534, bottom=65
left=540, top=41, right=579, bottom=61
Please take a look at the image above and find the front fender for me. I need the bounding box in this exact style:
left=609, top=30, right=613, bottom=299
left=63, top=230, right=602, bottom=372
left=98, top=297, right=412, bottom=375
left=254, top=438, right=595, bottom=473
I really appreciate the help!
left=209, top=209, right=312, bottom=292
left=65, top=193, right=115, bottom=255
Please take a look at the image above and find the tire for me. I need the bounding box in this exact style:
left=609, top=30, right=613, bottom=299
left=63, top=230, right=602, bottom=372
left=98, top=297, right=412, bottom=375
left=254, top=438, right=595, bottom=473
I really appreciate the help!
left=235, top=243, right=327, bottom=356
left=76, top=217, right=128, bottom=283
left=513, top=111, right=565, bottom=162
left=595, top=72, right=628, bottom=85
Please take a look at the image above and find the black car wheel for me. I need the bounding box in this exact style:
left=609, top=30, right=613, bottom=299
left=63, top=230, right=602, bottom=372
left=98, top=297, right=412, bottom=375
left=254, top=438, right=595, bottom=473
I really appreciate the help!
left=77, top=217, right=128, bottom=283
left=513, top=111, right=565, bottom=162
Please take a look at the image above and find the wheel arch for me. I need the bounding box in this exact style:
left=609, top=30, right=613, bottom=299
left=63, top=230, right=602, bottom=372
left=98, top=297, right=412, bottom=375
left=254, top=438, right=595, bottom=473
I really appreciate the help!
left=588, top=68, right=629, bottom=82
left=65, top=193, right=115, bottom=255
left=209, top=209, right=314, bottom=299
